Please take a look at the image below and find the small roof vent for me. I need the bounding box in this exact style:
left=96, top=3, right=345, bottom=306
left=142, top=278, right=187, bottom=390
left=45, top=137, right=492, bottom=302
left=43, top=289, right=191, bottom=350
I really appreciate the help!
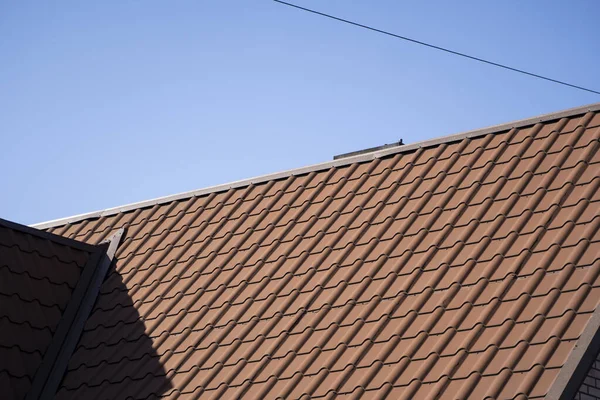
left=333, top=139, right=404, bottom=160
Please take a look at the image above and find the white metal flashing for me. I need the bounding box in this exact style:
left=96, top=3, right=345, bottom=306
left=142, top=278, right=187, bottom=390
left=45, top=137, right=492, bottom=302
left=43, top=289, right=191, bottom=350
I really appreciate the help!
left=32, top=102, right=600, bottom=230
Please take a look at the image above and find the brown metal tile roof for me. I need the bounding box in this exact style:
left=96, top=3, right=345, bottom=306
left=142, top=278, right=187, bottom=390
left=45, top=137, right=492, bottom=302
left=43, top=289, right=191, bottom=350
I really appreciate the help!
left=35, top=104, right=600, bottom=399
left=0, top=219, right=95, bottom=399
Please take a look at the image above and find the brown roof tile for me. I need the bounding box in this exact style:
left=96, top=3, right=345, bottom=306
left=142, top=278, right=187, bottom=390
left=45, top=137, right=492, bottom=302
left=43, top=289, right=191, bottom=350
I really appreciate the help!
left=30, top=104, right=600, bottom=399
left=0, top=220, right=95, bottom=399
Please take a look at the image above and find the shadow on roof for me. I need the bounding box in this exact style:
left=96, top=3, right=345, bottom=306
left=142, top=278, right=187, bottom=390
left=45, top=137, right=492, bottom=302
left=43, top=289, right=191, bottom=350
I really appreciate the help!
left=54, top=261, right=173, bottom=399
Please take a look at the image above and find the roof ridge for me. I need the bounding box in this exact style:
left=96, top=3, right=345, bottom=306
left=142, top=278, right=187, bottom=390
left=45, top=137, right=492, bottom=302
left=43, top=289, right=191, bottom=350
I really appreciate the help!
left=31, top=102, right=600, bottom=230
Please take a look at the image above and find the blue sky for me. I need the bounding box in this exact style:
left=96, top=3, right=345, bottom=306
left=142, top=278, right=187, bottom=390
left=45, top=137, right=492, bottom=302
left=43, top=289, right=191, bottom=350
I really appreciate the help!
left=1, top=1, right=599, bottom=225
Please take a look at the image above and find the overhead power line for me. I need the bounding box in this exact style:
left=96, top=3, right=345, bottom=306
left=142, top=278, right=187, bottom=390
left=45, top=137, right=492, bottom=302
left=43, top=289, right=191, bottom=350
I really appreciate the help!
left=273, top=0, right=600, bottom=96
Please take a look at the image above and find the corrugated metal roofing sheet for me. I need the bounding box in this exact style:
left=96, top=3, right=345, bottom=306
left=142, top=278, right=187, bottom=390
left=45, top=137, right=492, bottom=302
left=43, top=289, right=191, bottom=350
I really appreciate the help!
left=41, top=107, right=600, bottom=399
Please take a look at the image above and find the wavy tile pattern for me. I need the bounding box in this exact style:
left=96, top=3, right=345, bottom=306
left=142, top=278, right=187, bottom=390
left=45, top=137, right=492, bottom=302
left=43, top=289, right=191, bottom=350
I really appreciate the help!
left=47, top=111, right=600, bottom=399
left=0, top=224, right=90, bottom=400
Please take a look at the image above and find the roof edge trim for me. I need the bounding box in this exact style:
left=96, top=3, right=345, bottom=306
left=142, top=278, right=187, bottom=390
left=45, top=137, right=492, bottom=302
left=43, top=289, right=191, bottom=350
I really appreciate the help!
left=38, top=228, right=124, bottom=400
left=26, top=229, right=124, bottom=400
left=546, top=300, right=600, bottom=399
left=25, top=248, right=104, bottom=400
left=31, top=102, right=600, bottom=230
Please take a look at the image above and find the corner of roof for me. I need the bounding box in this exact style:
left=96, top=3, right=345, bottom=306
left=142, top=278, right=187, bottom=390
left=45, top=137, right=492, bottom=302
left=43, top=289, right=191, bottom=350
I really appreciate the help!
left=30, top=101, right=600, bottom=231
left=26, top=228, right=124, bottom=400
left=0, top=217, right=98, bottom=253
left=546, top=301, right=600, bottom=400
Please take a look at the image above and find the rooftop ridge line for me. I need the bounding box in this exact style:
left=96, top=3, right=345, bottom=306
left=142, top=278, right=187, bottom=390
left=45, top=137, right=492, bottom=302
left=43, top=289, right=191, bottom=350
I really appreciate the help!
left=31, top=102, right=600, bottom=230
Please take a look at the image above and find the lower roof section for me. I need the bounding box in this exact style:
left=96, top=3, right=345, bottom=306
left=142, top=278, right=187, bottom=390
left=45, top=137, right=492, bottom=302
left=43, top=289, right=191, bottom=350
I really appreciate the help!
left=0, top=218, right=123, bottom=400
left=0, top=218, right=94, bottom=400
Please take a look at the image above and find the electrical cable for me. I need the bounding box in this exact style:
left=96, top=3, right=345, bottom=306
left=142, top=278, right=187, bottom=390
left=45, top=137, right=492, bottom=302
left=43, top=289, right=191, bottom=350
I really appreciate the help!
left=273, top=0, right=600, bottom=96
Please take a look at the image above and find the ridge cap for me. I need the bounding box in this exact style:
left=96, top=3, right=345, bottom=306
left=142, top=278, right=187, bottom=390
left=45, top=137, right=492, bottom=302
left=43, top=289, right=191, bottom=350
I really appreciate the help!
left=31, top=102, right=600, bottom=230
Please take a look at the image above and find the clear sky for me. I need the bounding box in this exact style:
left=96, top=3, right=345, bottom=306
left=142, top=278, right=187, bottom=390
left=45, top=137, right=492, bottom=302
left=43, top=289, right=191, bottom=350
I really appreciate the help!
left=1, top=1, right=599, bottom=225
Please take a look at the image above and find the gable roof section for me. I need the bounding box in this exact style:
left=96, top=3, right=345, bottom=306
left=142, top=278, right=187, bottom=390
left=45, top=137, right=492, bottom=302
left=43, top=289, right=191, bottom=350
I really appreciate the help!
left=0, top=218, right=122, bottom=400
left=37, top=104, right=600, bottom=399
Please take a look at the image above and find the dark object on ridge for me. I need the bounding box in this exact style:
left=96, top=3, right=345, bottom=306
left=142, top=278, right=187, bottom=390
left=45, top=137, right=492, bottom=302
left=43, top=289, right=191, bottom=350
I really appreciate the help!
left=333, top=139, right=404, bottom=160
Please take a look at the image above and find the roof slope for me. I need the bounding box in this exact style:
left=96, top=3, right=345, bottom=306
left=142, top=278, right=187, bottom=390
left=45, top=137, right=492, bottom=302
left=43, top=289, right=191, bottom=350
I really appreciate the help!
left=42, top=106, right=600, bottom=399
left=0, top=219, right=97, bottom=399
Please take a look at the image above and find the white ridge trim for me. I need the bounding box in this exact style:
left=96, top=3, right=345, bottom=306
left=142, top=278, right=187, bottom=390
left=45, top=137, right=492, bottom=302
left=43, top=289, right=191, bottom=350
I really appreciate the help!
left=32, top=102, right=600, bottom=230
